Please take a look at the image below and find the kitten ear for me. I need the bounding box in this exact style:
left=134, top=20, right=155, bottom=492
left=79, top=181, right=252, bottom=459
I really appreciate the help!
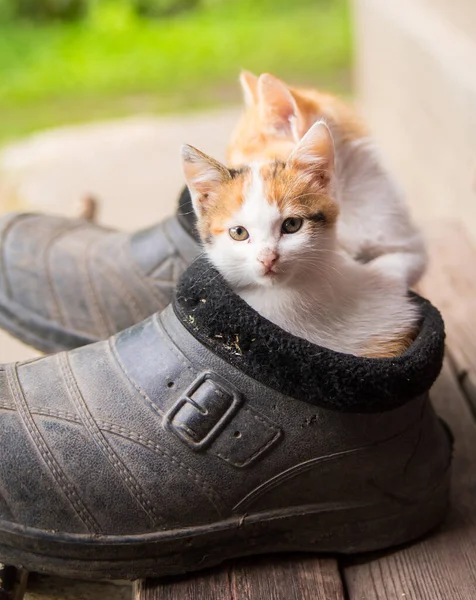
left=181, top=145, right=231, bottom=215
left=257, top=73, right=300, bottom=141
left=287, top=120, right=335, bottom=184
left=239, top=70, right=259, bottom=107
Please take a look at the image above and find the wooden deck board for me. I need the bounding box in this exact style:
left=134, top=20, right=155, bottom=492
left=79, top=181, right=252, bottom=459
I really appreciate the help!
left=134, top=556, right=345, bottom=600
left=418, top=222, right=476, bottom=410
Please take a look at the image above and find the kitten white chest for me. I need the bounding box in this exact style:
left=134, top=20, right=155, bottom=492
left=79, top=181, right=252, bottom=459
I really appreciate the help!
left=238, top=259, right=417, bottom=357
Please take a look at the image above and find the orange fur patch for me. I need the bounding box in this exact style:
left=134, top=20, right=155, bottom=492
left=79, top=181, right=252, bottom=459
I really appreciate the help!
left=227, top=79, right=367, bottom=167
left=227, top=105, right=296, bottom=166
left=260, top=162, right=339, bottom=226
left=197, top=169, right=250, bottom=240
left=291, top=87, right=367, bottom=143
left=360, top=328, right=417, bottom=358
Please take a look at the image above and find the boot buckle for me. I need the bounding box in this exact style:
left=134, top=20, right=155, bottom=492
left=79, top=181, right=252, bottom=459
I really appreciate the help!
left=165, top=372, right=242, bottom=450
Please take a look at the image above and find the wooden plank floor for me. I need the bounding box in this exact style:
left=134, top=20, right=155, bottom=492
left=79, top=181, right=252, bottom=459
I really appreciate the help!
left=134, top=557, right=345, bottom=600
left=417, top=223, right=476, bottom=411
left=135, top=221, right=476, bottom=600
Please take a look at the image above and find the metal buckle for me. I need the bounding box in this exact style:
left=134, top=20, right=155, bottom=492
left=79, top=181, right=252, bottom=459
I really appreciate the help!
left=164, top=372, right=242, bottom=450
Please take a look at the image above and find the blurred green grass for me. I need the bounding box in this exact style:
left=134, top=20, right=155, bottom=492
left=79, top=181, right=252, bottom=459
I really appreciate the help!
left=0, top=0, right=351, bottom=143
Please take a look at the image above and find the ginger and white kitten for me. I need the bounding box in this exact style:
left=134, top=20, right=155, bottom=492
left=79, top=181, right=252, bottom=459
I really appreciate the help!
left=226, top=72, right=427, bottom=287
left=182, top=121, right=418, bottom=358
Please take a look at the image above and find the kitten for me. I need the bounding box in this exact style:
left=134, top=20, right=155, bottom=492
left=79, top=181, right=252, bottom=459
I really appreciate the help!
left=226, top=72, right=427, bottom=288
left=181, top=121, right=418, bottom=358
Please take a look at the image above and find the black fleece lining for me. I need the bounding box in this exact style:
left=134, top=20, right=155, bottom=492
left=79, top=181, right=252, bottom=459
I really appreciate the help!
left=176, top=186, right=200, bottom=243
left=173, top=257, right=445, bottom=413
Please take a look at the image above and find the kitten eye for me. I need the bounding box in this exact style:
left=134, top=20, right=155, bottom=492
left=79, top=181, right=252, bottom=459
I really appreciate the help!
left=281, top=217, right=303, bottom=234
left=229, top=226, right=249, bottom=241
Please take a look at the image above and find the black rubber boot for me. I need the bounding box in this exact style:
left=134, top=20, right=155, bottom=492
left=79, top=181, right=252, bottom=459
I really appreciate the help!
left=0, top=258, right=451, bottom=580
left=0, top=188, right=199, bottom=353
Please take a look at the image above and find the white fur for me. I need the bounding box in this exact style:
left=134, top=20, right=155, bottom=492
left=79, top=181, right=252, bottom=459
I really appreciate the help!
left=239, top=251, right=417, bottom=355
left=203, top=167, right=417, bottom=356
left=332, top=134, right=427, bottom=286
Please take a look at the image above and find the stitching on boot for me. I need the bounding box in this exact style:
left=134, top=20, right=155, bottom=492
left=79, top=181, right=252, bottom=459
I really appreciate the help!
left=148, top=256, right=183, bottom=289
left=109, top=336, right=163, bottom=417
left=27, top=403, right=225, bottom=515
left=100, top=421, right=224, bottom=514
left=83, top=237, right=112, bottom=338
left=0, top=214, right=32, bottom=300
left=109, top=319, right=194, bottom=417
left=119, top=238, right=169, bottom=305
left=6, top=362, right=101, bottom=533
left=31, top=405, right=81, bottom=423
left=59, top=352, right=167, bottom=529
left=154, top=314, right=194, bottom=373
left=215, top=407, right=283, bottom=468
left=95, top=257, right=145, bottom=324
left=91, top=236, right=167, bottom=310
left=0, top=400, right=15, bottom=411
left=217, top=430, right=282, bottom=469
left=44, top=222, right=87, bottom=327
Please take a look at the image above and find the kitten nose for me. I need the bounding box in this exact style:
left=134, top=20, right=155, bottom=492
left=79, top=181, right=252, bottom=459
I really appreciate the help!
left=259, top=250, right=279, bottom=272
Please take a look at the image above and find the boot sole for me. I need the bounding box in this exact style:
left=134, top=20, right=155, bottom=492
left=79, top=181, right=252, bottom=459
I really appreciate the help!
left=0, top=292, right=96, bottom=354
left=0, top=472, right=450, bottom=580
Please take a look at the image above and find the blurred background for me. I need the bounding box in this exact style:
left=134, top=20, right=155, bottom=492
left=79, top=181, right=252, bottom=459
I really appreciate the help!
left=0, top=0, right=351, bottom=226
left=0, top=0, right=351, bottom=142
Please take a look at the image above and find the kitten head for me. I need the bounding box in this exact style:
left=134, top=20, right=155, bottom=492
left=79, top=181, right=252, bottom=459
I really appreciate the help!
left=226, top=72, right=312, bottom=167
left=182, top=121, right=339, bottom=290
